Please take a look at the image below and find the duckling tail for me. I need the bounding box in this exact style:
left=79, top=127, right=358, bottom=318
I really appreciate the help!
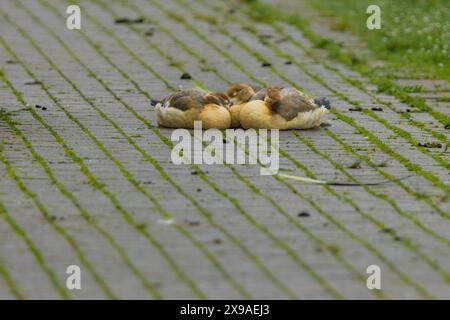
left=314, top=97, right=331, bottom=109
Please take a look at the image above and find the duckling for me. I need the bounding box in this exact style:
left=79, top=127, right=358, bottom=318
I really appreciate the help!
left=152, top=89, right=232, bottom=129
left=226, top=83, right=258, bottom=128
left=239, top=86, right=331, bottom=130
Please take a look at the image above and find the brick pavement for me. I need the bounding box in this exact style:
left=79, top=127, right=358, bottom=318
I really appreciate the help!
left=0, top=0, right=449, bottom=299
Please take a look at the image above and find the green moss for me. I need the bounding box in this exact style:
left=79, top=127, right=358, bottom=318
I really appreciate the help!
left=0, top=109, right=10, bottom=121
left=376, top=160, right=389, bottom=168
left=330, top=17, right=352, bottom=31
left=437, top=97, right=450, bottom=103
left=195, top=13, right=218, bottom=25
left=348, top=159, right=362, bottom=169
left=136, top=223, right=148, bottom=230
left=326, top=244, right=341, bottom=255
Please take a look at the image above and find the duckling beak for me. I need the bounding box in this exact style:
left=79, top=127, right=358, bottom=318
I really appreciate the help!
left=314, top=97, right=331, bottom=109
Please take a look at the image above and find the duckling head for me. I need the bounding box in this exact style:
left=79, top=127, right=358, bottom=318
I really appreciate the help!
left=204, top=92, right=231, bottom=108
left=264, top=86, right=282, bottom=108
left=227, top=83, right=255, bottom=105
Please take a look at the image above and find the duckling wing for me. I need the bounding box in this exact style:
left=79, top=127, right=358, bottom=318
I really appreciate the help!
left=165, top=88, right=207, bottom=110
left=170, top=96, right=203, bottom=111
left=274, top=95, right=317, bottom=121
left=169, top=88, right=206, bottom=103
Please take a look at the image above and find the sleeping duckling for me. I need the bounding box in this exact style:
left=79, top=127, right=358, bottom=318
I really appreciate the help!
left=226, top=83, right=258, bottom=128
left=152, top=89, right=232, bottom=129
left=239, top=86, right=331, bottom=130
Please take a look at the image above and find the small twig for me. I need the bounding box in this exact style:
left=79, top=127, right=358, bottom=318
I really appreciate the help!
left=276, top=173, right=413, bottom=186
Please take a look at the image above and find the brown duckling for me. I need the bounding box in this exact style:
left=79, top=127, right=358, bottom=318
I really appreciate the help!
left=239, top=86, right=331, bottom=130
left=152, top=89, right=231, bottom=129
left=226, top=83, right=258, bottom=128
